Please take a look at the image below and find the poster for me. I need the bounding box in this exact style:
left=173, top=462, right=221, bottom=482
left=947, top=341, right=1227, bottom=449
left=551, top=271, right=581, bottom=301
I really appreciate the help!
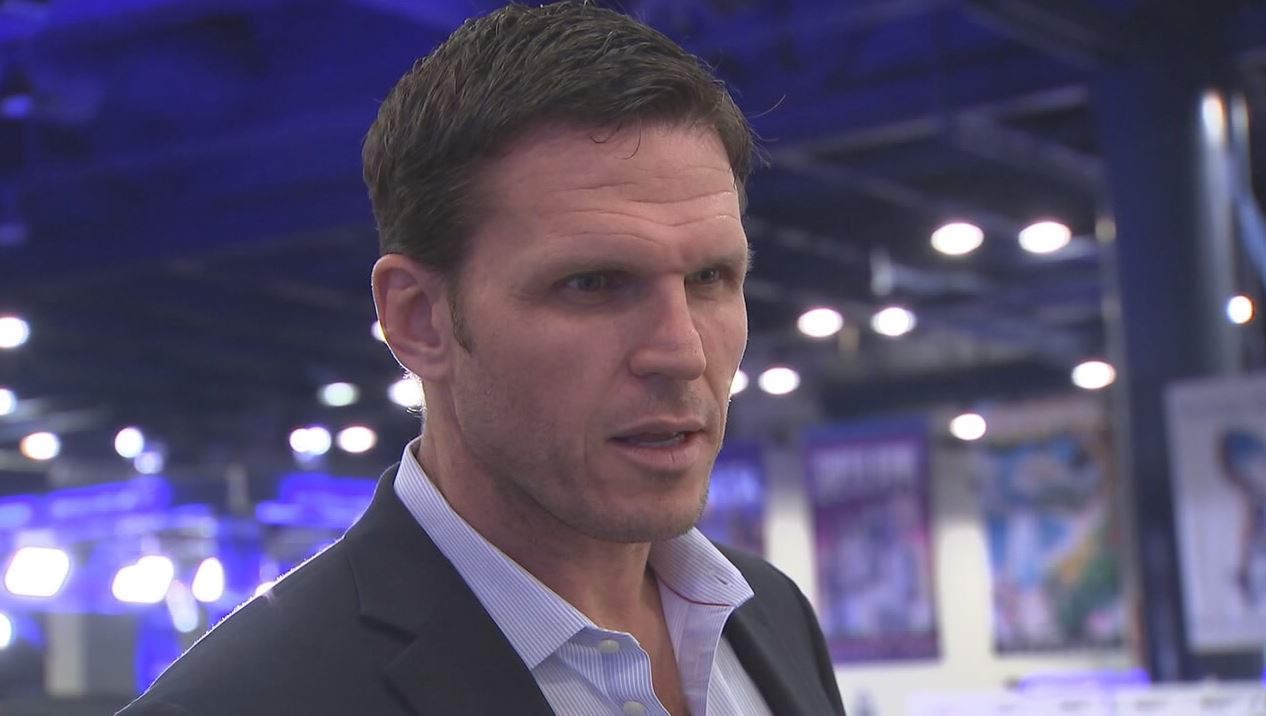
left=1166, top=371, right=1266, bottom=651
left=696, top=442, right=765, bottom=555
left=805, top=418, right=938, bottom=662
left=979, top=397, right=1125, bottom=652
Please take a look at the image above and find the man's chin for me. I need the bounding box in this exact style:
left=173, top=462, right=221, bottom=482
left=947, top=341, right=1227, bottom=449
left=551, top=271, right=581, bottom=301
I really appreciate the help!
left=578, top=503, right=706, bottom=544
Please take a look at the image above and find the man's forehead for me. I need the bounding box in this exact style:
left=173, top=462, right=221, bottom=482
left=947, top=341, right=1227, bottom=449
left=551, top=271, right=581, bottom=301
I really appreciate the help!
left=485, top=122, right=737, bottom=198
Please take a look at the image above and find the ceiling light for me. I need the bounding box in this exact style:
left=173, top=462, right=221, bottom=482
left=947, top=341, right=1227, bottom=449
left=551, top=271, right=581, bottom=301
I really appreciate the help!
left=950, top=413, right=988, bottom=441
left=371, top=321, right=386, bottom=343
left=134, top=450, right=165, bottom=475
left=112, top=556, right=175, bottom=605
left=1018, top=221, right=1072, bottom=255
left=730, top=370, right=748, bottom=396
left=165, top=581, right=200, bottom=634
left=930, top=222, right=984, bottom=256
left=4, top=547, right=71, bottom=598
left=758, top=367, right=800, bottom=396
left=388, top=377, right=424, bottom=409
left=871, top=306, right=917, bottom=337
left=1227, top=295, right=1255, bottom=325
left=0, top=612, right=12, bottom=649
left=797, top=307, right=845, bottom=338
left=318, top=382, right=360, bottom=407
left=1072, top=360, right=1116, bottom=390
left=289, top=426, right=332, bottom=456
left=19, top=432, right=59, bottom=461
left=0, top=316, right=29, bottom=349
left=336, top=426, right=377, bottom=454
left=254, top=580, right=276, bottom=598
left=114, top=427, right=145, bottom=459
left=0, top=388, right=14, bottom=416
left=191, top=558, right=225, bottom=604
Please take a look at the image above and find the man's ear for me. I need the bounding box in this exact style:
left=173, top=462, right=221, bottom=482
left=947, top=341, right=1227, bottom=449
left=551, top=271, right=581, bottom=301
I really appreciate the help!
left=371, top=254, right=456, bottom=382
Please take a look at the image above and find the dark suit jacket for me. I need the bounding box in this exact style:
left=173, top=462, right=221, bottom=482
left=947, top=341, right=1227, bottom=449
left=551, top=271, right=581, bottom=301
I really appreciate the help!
left=118, top=467, right=846, bottom=715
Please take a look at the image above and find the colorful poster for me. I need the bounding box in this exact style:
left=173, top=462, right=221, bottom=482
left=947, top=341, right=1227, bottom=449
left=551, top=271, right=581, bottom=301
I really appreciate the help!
left=980, top=397, right=1125, bottom=652
left=1165, top=371, right=1266, bottom=651
left=696, top=442, right=765, bottom=556
left=805, top=418, right=938, bottom=662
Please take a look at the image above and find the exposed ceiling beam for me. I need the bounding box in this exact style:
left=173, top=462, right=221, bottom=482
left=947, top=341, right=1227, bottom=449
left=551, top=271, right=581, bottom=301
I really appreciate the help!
left=946, top=111, right=1104, bottom=191
left=960, top=0, right=1132, bottom=70
left=772, top=150, right=1026, bottom=237
left=694, top=0, right=949, bottom=57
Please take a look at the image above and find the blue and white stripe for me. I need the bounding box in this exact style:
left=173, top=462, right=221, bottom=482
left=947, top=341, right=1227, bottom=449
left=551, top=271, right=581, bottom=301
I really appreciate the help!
left=394, top=441, right=773, bottom=715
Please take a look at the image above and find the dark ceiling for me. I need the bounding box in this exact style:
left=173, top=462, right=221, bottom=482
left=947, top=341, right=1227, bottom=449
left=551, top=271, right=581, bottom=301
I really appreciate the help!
left=0, top=0, right=1264, bottom=485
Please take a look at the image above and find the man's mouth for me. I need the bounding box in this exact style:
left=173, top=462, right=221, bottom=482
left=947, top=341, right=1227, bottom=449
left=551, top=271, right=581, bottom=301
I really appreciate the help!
left=614, top=432, right=689, bottom=447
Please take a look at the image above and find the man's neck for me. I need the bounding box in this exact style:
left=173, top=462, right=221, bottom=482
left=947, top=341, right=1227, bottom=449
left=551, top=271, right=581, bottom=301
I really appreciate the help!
left=416, top=434, right=662, bottom=631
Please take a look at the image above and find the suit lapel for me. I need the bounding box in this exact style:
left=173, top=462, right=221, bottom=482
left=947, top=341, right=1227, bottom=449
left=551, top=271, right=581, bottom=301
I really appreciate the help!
left=725, top=599, right=838, bottom=716
left=344, top=466, right=555, bottom=716
left=383, top=580, right=555, bottom=716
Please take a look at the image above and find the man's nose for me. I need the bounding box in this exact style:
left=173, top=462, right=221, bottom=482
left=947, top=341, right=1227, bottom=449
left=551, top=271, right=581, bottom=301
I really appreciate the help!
left=627, top=286, right=707, bottom=381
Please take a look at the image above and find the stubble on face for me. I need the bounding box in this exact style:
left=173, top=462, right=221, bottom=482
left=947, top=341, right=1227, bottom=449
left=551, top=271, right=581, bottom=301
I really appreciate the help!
left=431, top=122, right=748, bottom=550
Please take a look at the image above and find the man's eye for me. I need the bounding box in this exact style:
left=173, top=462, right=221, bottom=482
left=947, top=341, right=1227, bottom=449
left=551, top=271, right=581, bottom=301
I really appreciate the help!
left=690, top=268, right=724, bottom=284
left=564, top=273, right=614, bottom=292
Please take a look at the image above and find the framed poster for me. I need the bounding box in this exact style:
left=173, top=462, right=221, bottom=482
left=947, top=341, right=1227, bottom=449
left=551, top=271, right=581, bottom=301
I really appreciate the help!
left=805, top=417, right=938, bottom=662
left=1166, top=371, right=1266, bottom=651
left=697, top=442, right=765, bottom=555
left=979, top=397, right=1125, bottom=651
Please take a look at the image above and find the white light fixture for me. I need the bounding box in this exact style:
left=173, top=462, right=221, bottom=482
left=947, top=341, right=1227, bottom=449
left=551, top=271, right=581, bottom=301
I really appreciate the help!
left=4, top=547, right=71, bottom=598
left=871, top=306, right=917, bottom=337
left=1202, top=91, right=1226, bottom=144
left=1227, top=295, right=1255, bottom=325
left=318, top=382, right=360, bottom=407
left=950, top=413, right=988, bottom=441
left=289, top=426, right=332, bottom=456
left=930, top=222, right=984, bottom=256
left=758, top=367, right=800, bottom=396
left=134, top=450, right=165, bottom=475
left=112, top=555, right=175, bottom=605
left=371, top=321, right=386, bottom=343
left=1072, top=360, right=1116, bottom=390
left=336, top=425, right=378, bottom=454
left=19, top=432, right=59, bottom=461
left=797, top=307, right=845, bottom=338
left=0, top=316, right=30, bottom=350
left=730, top=370, right=749, bottom=396
left=1018, top=221, right=1072, bottom=255
left=388, top=377, right=424, bottom=409
left=165, top=581, right=200, bottom=634
left=114, top=427, right=145, bottom=459
left=0, top=388, right=14, bottom=416
left=0, top=612, right=12, bottom=649
left=254, top=580, right=276, bottom=598
left=191, top=557, right=226, bottom=604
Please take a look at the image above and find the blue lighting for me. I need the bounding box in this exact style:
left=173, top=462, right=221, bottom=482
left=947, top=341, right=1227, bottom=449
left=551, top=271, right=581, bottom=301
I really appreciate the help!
left=45, top=477, right=170, bottom=524
left=259, top=473, right=374, bottom=529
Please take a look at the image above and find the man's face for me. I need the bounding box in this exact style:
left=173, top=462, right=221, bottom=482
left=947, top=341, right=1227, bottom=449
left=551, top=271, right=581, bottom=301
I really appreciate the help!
left=443, top=123, right=748, bottom=544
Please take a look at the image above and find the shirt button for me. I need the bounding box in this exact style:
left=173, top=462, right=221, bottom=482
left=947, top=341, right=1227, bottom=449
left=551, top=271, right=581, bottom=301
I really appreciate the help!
left=597, top=638, right=620, bottom=654
left=622, top=701, right=646, bottom=716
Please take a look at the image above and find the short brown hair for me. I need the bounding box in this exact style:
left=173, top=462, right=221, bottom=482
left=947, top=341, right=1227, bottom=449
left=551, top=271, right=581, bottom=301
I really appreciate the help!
left=362, top=1, right=755, bottom=280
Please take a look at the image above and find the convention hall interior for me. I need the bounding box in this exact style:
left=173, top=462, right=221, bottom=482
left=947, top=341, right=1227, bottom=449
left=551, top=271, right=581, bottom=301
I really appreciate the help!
left=1, top=0, right=1265, bottom=714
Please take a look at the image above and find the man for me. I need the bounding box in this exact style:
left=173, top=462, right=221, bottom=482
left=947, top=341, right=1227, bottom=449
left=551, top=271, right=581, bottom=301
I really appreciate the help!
left=119, top=3, right=845, bottom=714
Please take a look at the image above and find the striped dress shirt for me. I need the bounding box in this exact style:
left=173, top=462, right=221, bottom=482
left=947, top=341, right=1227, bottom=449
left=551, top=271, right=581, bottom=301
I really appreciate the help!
left=393, top=442, right=774, bottom=716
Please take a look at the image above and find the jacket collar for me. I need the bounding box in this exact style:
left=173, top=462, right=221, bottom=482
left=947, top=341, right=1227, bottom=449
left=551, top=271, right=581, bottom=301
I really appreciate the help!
left=343, top=466, right=555, bottom=715
left=343, top=464, right=831, bottom=716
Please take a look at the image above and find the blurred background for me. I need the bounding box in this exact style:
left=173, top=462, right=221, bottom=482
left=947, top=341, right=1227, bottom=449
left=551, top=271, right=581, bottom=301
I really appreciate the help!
left=0, top=0, right=1264, bottom=713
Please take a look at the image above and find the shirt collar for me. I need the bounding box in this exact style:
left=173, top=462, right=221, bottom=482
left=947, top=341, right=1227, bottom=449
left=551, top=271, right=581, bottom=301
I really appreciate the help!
left=392, top=439, right=754, bottom=666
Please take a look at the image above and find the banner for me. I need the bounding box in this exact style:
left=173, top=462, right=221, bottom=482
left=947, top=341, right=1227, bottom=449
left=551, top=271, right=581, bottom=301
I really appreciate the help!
left=696, top=442, right=765, bottom=556
left=805, top=418, right=938, bottom=662
left=1166, top=371, right=1266, bottom=651
left=979, top=397, right=1125, bottom=652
